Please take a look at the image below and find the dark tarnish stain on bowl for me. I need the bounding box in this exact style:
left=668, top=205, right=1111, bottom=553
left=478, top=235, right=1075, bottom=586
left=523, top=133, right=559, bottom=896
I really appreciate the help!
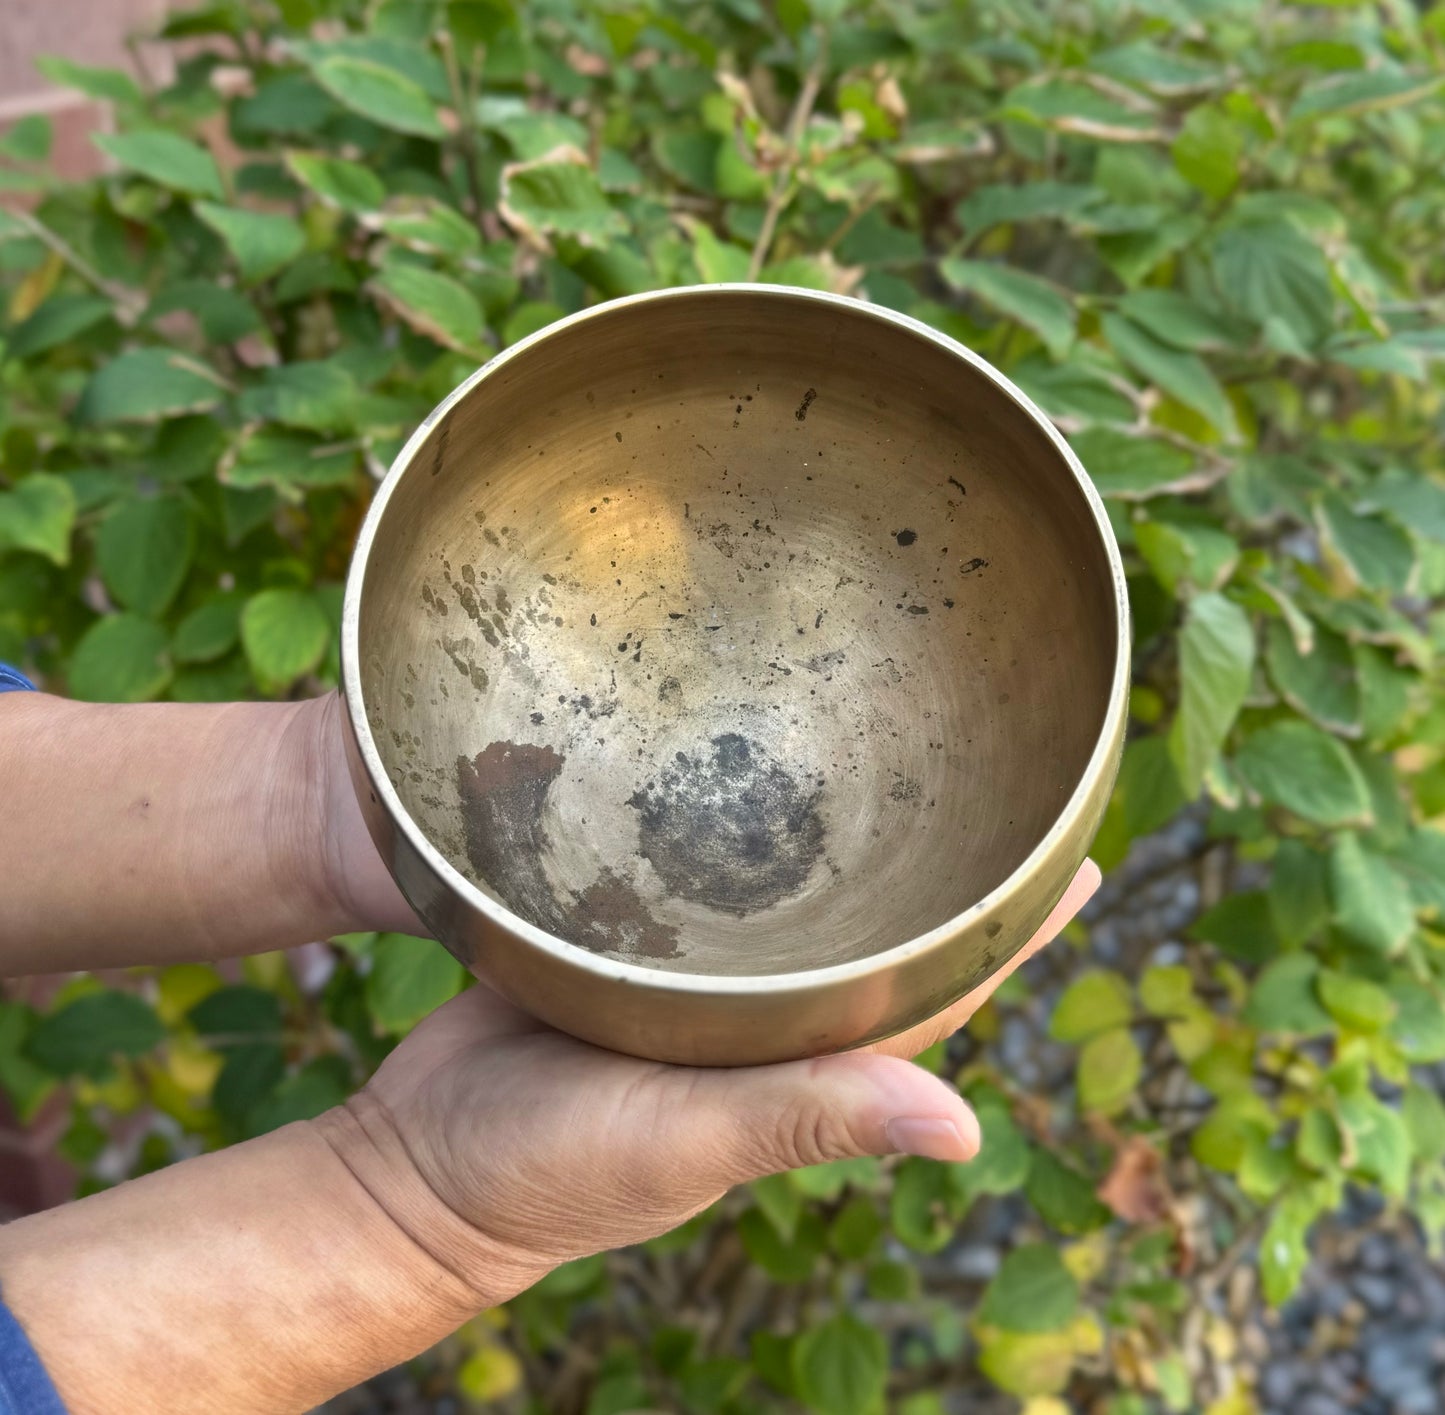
left=627, top=733, right=826, bottom=915
left=457, top=742, right=563, bottom=927
left=457, top=742, right=680, bottom=961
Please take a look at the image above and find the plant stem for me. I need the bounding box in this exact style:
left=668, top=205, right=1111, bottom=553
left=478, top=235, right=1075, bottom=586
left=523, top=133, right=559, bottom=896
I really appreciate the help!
left=747, top=35, right=829, bottom=281
left=11, top=211, right=146, bottom=324
left=439, top=31, right=489, bottom=240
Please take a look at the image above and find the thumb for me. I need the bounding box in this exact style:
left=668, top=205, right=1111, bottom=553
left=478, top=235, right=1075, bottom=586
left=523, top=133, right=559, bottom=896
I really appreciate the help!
left=679, top=1051, right=980, bottom=1191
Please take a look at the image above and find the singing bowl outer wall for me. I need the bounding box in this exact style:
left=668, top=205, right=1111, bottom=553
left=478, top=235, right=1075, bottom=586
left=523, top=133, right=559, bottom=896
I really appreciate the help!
left=341, top=285, right=1130, bottom=1066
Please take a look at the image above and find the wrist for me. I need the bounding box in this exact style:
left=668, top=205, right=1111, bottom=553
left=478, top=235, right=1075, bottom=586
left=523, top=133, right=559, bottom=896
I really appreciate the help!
left=308, top=1091, right=543, bottom=1313
left=294, top=690, right=424, bottom=937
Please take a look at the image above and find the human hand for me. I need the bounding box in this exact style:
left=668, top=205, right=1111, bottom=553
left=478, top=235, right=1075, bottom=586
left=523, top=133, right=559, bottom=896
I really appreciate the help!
left=317, top=861, right=1100, bottom=1306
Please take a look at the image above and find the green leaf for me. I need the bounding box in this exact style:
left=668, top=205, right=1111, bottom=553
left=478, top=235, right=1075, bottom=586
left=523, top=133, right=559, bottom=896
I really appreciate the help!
left=1172, top=103, right=1242, bottom=200
left=1235, top=720, right=1372, bottom=827
left=188, top=985, right=283, bottom=1043
left=312, top=55, right=443, bottom=137
left=940, top=258, right=1074, bottom=358
left=955, top=181, right=1100, bottom=234
left=500, top=158, right=628, bottom=248
left=1168, top=591, right=1254, bottom=794
left=1363, top=473, right=1445, bottom=544
left=1329, top=832, right=1415, bottom=954
left=792, top=1313, right=887, bottom=1415
left=1212, top=219, right=1333, bottom=351
left=1136, top=520, right=1239, bottom=596
left=687, top=220, right=751, bottom=283
left=1403, top=1083, right=1445, bottom=1163
left=1290, top=70, right=1441, bottom=121
left=1139, top=965, right=1194, bottom=1018
left=196, top=202, right=306, bottom=283
left=371, top=202, right=482, bottom=257
left=1317, top=492, right=1417, bottom=596
left=365, top=934, right=467, bottom=1034
left=1339, top=1095, right=1411, bottom=1196
left=1264, top=620, right=1361, bottom=736
left=890, top=1156, right=956, bottom=1253
left=77, top=348, right=224, bottom=424
left=957, top=1097, right=1033, bottom=1197
left=8, top=294, right=113, bottom=358
left=223, top=429, right=358, bottom=496
left=172, top=595, right=244, bottom=664
left=1387, top=977, right=1445, bottom=1063
left=1389, top=829, right=1445, bottom=918
left=36, top=55, right=144, bottom=106
left=1269, top=839, right=1330, bottom=945
left=284, top=151, right=387, bottom=212
left=1077, top=1028, right=1141, bottom=1115
left=0, top=474, right=75, bottom=565
left=94, top=130, right=223, bottom=199
left=1101, top=313, right=1234, bottom=434
left=829, top=1195, right=885, bottom=1260
left=370, top=263, right=486, bottom=353
left=69, top=614, right=171, bottom=702
left=245, top=1056, right=351, bottom=1137
left=96, top=498, right=194, bottom=617
left=751, top=1172, right=803, bottom=1242
left=1191, top=890, right=1278, bottom=964
left=978, top=1245, right=1080, bottom=1333
left=1244, top=954, right=1333, bottom=1034
left=739, top=1207, right=825, bottom=1283
left=1116, top=289, right=1247, bottom=353
left=26, top=991, right=164, bottom=1078
left=1049, top=970, right=1132, bottom=1042
left=240, top=588, right=331, bottom=691
left=0, top=114, right=51, bottom=164
left=1315, top=969, right=1396, bottom=1031
left=1072, top=427, right=1199, bottom=500
left=238, top=361, right=359, bottom=433
left=146, top=281, right=262, bottom=345
left=1260, top=1196, right=1311, bottom=1304
left=1025, top=1151, right=1109, bottom=1234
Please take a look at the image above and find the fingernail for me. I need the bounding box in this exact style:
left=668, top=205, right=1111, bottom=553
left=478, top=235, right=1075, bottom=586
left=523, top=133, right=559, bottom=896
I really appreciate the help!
left=884, top=1116, right=972, bottom=1162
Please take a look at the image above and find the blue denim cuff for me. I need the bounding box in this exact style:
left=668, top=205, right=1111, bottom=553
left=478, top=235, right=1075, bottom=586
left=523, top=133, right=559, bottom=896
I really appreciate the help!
left=0, top=1297, right=67, bottom=1414
left=0, top=664, right=36, bottom=694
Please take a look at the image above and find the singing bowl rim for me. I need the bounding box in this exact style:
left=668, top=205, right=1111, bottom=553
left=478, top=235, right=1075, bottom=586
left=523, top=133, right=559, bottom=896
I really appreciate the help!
left=341, top=283, right=1130, bottom=997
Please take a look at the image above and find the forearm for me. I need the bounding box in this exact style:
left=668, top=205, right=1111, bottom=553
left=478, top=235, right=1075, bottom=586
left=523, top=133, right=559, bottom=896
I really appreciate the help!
left=0, top=1100, right=502, bottom=1414
left=0, top=693, right=372, bottom=973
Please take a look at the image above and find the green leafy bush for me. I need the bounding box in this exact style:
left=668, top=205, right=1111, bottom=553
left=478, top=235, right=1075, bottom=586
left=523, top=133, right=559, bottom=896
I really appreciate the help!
left=3, top=0, right=1444, bottom=1408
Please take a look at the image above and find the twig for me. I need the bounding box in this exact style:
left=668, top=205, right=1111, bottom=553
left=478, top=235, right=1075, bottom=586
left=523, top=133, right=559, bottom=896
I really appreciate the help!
left=439, top=31, right=489, bottom=239
left=747, top=35, right=829, bottom=281
left=11, top=211, right=145, bottom=324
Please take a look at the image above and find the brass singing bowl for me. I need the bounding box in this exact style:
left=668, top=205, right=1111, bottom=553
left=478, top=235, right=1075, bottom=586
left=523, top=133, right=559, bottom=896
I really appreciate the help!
left=341, top=285, right=1129, bottom=1066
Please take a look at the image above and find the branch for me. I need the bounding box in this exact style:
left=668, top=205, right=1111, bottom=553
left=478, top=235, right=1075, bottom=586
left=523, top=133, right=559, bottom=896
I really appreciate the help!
left=11, top=211, right=145, bottom=324
left=747, top=36, right=829, bottom=281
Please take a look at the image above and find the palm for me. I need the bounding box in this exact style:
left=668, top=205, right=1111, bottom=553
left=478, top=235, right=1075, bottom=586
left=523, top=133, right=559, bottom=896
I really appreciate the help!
left=361, top=860, right=1097, bottom=1282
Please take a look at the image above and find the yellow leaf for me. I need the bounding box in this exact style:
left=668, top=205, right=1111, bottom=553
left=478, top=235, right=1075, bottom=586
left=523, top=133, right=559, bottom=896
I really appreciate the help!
left=156, top=963, right=224, bottom=1025
left=8, top=250, right=63, bottom=322
left=1204, top=1313, right=1237, bottom=1363
left=977, top=1329, right=1077, bottom=1397
left=1021, top=1398, right=1074, bottom=1415
left=1205, top=1385, right=1259, bottom=1415
left=75, top=1062, right=143, bottom=1115
left=1061, top=1233, right=1110, bottom=1284
left=167, top=1035, right=223, bottom=1097
left=1067, top=1313, right=1104, bottom=1358
left=456, top=1343, right=523, bottom=1402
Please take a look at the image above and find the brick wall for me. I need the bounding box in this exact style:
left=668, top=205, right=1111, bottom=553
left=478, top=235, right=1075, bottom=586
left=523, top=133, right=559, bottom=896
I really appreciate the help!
left=0, top=0, right=173, bottom=179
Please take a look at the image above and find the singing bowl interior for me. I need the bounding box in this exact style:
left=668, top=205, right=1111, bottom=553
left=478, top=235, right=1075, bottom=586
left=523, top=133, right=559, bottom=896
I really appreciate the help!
left=355, top=288, right=1120, bottom=978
